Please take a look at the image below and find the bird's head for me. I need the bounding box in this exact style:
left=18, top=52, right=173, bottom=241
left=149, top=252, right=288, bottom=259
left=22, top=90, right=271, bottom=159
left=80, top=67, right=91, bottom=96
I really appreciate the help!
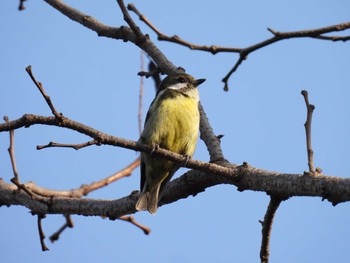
left=157, top=73, right=205, bottom=96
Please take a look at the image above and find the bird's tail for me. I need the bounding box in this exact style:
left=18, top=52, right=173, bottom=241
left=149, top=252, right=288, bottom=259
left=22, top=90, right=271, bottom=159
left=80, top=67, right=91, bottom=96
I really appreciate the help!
left=135, top=184, right=160, bottom=215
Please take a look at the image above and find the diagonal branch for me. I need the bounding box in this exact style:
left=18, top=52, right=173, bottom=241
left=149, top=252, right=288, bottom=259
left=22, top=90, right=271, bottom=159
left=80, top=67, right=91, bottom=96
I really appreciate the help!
left=43, top=0, right=177, bottom=75
left=119, top=216, right=151, bottom=235
left=23, top=158, right=140, bottom=198
left=49, top=215, right=74, bottom=243
left=25, top=66, right=62, bottom=119
left=0, top=114, right=233, bottom=178
left=127, top=4, right=350, bottom=90
left=42, top=0, right=224, bottom=164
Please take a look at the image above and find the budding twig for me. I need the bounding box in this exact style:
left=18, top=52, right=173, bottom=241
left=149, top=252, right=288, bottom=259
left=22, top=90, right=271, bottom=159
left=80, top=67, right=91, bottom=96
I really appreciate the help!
left=18, top=0, right=26, bottom=10
left=50, top=215, right=74, bottom=243
left=119, top=216, right=151, bottom=235
left=301, top=90, right=316, bottom=174
left=25, top=65, right=63, bottom=120
left=37, top=214, right=49, bottom=251
left=37, top=140, right=100, bottom=150
left=3, top=116, right=19, bottom=181
left=3, top=116, right=41, bottom=199
left=260, top=195, right=287, bottom=263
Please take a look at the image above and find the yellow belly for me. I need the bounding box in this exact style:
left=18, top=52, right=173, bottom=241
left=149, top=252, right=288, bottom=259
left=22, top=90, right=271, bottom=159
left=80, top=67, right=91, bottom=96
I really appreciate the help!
left=142, top=94, right=199, bottom=157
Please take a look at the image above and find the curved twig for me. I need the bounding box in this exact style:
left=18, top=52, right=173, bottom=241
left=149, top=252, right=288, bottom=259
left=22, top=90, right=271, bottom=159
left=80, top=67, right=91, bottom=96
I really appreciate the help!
left=260, top=195, right=287, bottom=263
left=127, top=3, right=350, bottom=90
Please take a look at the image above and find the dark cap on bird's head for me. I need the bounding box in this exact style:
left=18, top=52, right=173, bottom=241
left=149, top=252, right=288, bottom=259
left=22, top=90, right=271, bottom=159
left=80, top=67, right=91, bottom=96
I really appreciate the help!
left=157, top=73, right=205, bottom=94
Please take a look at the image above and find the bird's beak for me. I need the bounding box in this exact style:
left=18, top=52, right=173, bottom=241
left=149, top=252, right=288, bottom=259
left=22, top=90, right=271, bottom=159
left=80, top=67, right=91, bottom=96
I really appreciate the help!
left=194, top=78, right=206, bottom=87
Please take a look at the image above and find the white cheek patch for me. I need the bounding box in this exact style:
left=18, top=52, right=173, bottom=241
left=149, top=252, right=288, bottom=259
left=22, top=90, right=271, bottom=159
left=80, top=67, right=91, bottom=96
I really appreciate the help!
left=168, top=82, right=188, bottom=90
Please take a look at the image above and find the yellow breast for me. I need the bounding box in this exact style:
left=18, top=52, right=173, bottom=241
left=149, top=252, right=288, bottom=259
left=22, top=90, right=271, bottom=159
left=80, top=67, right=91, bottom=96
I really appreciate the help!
left=141, top=90, right=200, bottom=157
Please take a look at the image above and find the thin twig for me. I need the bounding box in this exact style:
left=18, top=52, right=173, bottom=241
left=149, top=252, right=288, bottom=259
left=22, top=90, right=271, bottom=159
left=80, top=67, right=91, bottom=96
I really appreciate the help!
left=119, top=215, right=151, bottom=235
left=37, top=140, right=100, bottom=150
left=127, top=4, right=350, bottom=90
left=3, top=116, right=19, bottom=181
left=20, top=158, right=140, bottom=198
left=37, top=214, right=49, bottom=251
left=50, top=215, right=74, bottom=243
left=80, top=157, right=140, bottom=196
left=3, top=116, right=41, bottom=199
left=117, top=0, right=144, bottom=41
left=301, top=90, right=316, bottom=174
left=138, top=51, right=145, bottom=135
left=127, top=3, right=241, bottom=54
left=25, top=65, right=63, bottom=119
left=312, top=35, right=350, bottom=42
left=260, top=195, right=286, bottom=263
left=18, top=0, right=27, bottom=10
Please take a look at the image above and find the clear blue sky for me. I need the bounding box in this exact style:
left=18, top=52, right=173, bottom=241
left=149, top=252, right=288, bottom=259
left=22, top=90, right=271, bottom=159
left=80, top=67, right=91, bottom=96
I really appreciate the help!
left=1, top=1, right=350, bottom=262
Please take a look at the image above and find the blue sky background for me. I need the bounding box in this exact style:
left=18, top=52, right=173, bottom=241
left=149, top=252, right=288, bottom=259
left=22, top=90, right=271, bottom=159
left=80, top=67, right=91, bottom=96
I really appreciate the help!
left=1, top=1, right=350, bottom=262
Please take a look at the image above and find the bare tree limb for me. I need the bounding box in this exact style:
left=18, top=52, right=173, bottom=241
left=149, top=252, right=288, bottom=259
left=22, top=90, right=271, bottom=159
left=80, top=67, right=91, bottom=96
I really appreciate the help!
left=41, top=0, right=223, bottom=166
left=0, top=114, right=231, bottom=177
left=36, top=214, right=49, bottom=251
left=119, top=216, right=151, bottom=235
left=3, top=116, right=48, bottom=201
left=301, top=90, right=317, bottom=174
left=259, top=195, right=287, bottom=263
left=25, top=66, right=62, bottom=119
left=20, top=158, right=140, bottom=199
left=2, top=161, right=350, bottom=220
left=18, top=0, right=26, bottom=10
left=3, top=116, right=20, bottom=181
left=127, top=4, right=350, bottom=90
left=36, top=140, right=100, bottom=150
left=49, top=215, right=74, bottom=243
left=43, top=0, right=177, bottom=75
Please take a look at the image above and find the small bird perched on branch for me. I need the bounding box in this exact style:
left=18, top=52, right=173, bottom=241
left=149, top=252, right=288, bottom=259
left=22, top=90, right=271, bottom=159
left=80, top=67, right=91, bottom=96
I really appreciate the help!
left=136, top=73, right=205, bottom=214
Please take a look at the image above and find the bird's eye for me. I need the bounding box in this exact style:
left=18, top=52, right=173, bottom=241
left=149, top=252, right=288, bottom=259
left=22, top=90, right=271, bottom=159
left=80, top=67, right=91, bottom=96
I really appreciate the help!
left=178, top=77, right=186, bottom=83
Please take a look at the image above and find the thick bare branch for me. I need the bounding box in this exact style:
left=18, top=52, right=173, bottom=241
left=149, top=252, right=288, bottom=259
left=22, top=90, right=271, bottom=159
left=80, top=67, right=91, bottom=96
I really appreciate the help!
left=2, top=161, right=350, bottom=219
left=0, top=114, right=231, bottom=177
left=43, top=0, right=177, bottom=75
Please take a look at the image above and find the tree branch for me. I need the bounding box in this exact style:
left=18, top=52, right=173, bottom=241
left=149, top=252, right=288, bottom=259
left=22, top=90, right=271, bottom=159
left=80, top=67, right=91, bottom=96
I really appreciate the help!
left=49, top=215, right=74, bottom=243
left=301, top=90, right=317, bottom=174
left=127, top=4, right=350, bottom=90
left=1, top=160, right=350, bottom=219
left=43, top=0, right=177, bottom=75
left=259, top=196, right=286, bottom=263
left=36, top=140, right=100, bottom=150
left=119, top=216, right=151, bottom=235
left=36, top=214, right=50, bottom=251
left=0, top=114, right=231, bottom=178
left=25, top=66, right=62, bottom=119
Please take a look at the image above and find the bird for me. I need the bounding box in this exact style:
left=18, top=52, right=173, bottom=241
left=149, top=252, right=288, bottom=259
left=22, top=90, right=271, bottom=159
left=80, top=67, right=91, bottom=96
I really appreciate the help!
left=135, top=73, right=205, bottom=214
